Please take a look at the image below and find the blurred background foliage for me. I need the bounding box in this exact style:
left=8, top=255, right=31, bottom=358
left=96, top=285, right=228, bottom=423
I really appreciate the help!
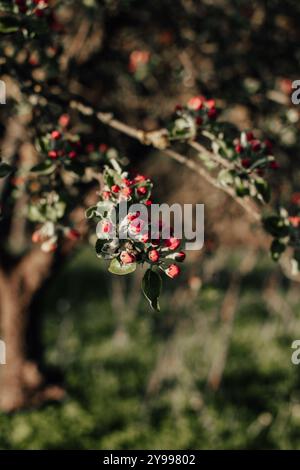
left=2, top=0, right=300, bottom=449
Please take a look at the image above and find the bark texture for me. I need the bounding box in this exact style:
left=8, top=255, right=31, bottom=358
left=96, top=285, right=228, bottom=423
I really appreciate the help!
left=0, top=249, right=55, bottom=412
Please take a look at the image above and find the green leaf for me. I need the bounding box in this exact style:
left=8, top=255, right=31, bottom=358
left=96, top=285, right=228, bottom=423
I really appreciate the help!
left=234, top=176, right=249, bottom=197
left=30, top=160, right=56, bottom=175
left=218, top=169, right=234, bottom=186
left=270, top=239, right=286, bottom=261
left=142, top=268, right=162, bottom=312
left=255, top=177, right=271, bottom=203
left=0, top=16, right=19, bottom=34
left=65, top=160, right=85, bottom=176
left=108, top=258, right=136, bottom=275
left=263, top=215, right=290, bottom=238
left=0, top=162, right=13, bottom=178
left=249, top=156, right=272, bottom=171
left=95, top=239, right=119, bottom=259
left=27, top=204, right=44, bottom=223
left=85, top=205, right=98, bottom=219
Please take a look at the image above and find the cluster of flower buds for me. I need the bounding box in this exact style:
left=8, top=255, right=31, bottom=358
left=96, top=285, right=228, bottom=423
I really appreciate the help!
left=100, top=172, right=152, bottom=204
left=31, top=221, right=80, bottom=253
left=168, top=96, right=218, bottom=141
left=38, top=115, right=111, bottom=168
left=46, top=114, right=79, bottom=161
left=233, top=131, right=279, bottom=172
left=86, top=162, right=186, bottom=309
left=94, top=167, right=185, bottom=280
left=14, top=0, right=49, bottom=17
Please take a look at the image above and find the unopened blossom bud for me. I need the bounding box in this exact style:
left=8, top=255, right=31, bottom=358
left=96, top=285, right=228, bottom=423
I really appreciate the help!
left=99, top=143, right=108, bottom=153
left=148, top=249, right=160, bottom=262
left=51, top=130, right=61, bottom=140
left=251, top=140, right=261, bottom=152
left=174, top=251, right=186, bottom=262
left=65, top=229, right=80, bottom=241
left=137, top=186, right=147, bottom=195
left=165, top=237, right=180, bottom=250
left=59, top=114, right=70, bottom=128
left=264, top=139, right=273, bottom=153
left=205, top=99, right=216, bottom=109
left=102, top=221, right=112, bottom=233
left=289, top=216, right=300, bottom=228
left=127, top=212, right=140, bottom=221
left=187, top=96, right=204, bottom=111
left=32, top=231, right=42, bottom=244
left=48, top=150, right=59, bottom=159
left=241, top=158, right=251, bottom=168
left=122, top=178, right=132, bottom=186
left=235, top=143, right=243, bottom=154
left=111, top=185, right=120, bottom=193
left=291, top=193, right=300, bottom=205
left=141, top=234, right=149, bottom=243
left=120, top=251, right=136, bottom=264
left=166, top=264, right=180, bottom=279
left=102, top=191, right=111, bottom=200
left=134, top=174, right=146, bottom=182
left=122, top=187, right=133, bottom=198
left=207, top=107, right=217, bottom=119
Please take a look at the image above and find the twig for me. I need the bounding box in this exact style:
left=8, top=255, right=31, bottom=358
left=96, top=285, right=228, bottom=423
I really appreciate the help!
left=69, top=99, right=261, bottom=222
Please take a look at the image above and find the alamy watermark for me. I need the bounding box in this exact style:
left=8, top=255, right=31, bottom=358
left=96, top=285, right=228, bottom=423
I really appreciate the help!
left=0, top=80, right=6, bottom=105
left=96, top=201, right=204, bottom=251
left=291, top=340, right=300, bottom=365
left=0, top=340, right=6, bottom=365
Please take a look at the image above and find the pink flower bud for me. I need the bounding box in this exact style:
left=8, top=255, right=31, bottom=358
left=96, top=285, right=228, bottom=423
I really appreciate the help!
left=32, top=231, right=42, bottom=244
left=120, top=251, right=136, bottom=264
left=207, top=107, right=217, bottom=119
left=165, top=237, right=180, bottom=250
left=241, top=158, right=251, bottom=168
left=48, top=150, right=59, bottom=159
left=127, top=212, right=140, bottom=221
left=58, top=114, right=70, bottom=128
left=174, top=251, right=186, bottom=262
left=51, top=130, right=61, bottom=140
left=205, top=99, right=216, bottom=109
left=102, top=191, right=111, bottom=200
left=68, top=151, right=77, bottom=159
left=187, top=96, right=204, bottom=111
left=251, top=140, right=261, bottom=152
left=122, top=187, right=133, bottom=198
left=99, top=143, right=108, bottom=153
left=66, top=229, right=80, bottom=241
left=137, top=186, right=147, bottom=195
left=134, top=174, right=146, bottom=182
left=141, top=234, right=149, bottom=243
left=166, top=264, right=180, bottom=279
left=289, top=216, right=300, bottom=228
left=102, top=221, right=112, bottom=233
left=111, top=185, right=120, bottom=193
left=235, top=143, right=243, bottom=154
left=148, top=249, right=159, bottom=262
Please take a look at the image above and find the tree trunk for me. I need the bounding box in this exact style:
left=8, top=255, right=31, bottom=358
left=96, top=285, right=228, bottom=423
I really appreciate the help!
left=0, top=249, right=61, bottom=412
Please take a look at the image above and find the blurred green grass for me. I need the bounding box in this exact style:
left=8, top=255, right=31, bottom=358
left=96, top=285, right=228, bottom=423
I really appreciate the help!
left=1, top=248, right=300, bottom=450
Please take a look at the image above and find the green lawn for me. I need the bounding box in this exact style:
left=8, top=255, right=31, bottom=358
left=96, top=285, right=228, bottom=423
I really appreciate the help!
left=1, top=248, right=300, bottom=450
